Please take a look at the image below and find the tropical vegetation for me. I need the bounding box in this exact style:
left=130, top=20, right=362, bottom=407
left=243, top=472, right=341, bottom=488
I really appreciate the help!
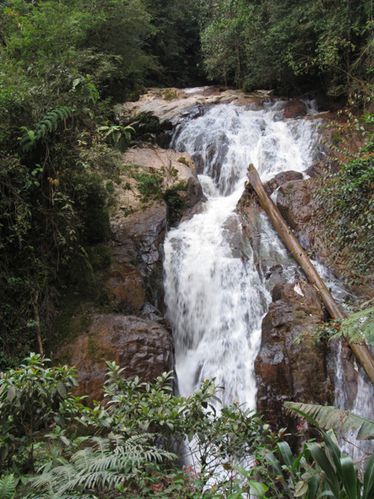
left=0, top=1, right=373, bottom=497
left=198, top=0, right=373, bottom=101
left=0, top=356, right=373, bottom=498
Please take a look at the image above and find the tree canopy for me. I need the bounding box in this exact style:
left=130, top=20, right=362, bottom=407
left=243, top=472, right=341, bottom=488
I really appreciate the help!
left=198, top=0, right=373, bottom=99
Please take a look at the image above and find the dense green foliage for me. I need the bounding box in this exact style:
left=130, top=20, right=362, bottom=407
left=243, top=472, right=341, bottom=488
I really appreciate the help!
left=198, top=0, right=373, bottom=99
left=0, top=356, right=373, bottom=498
left=1, top=3, right=372, bottom=497
left=144, top=0, right=204, bottom=86
left=318, top=114, right=373, bottom=278
left=0, top=0, right=202, bottom=368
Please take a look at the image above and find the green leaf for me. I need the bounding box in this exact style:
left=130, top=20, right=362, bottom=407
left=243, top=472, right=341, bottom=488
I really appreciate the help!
left=294, top=480, right=308, bottom=497
left=0, top=474, right=16, bottom=499
left=277, top=441, right=294, bottom=467
left=57, top=382, right=67, bottom=398
left=308, top=442, right=340, bottom=497
left=285, top=402, right=374, bottom=440
left=263, top=450, right=282, bottom=475
left=307, top=475, right=320, bottom=499
left=363, top=454, right=374, bottom=499
left=340, top=455, right=358, bottom=499
left=249, top=480, right=268, bottom=497
left=7, top=386, right=16, bottom=402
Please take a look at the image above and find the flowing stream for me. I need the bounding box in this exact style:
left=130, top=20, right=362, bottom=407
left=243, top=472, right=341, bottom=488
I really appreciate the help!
left=164, top=101, right=319, bottom=409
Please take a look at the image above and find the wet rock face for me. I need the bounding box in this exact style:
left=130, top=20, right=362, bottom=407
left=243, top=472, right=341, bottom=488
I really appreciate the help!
left=123, top=86, right=269, bottom=124
left=105, top=263, right=145, bottom=313
left=107, top=147, right=203, bottom=314
left=255, top=281, right=332, bottom=430
left=276, top=179, right=313, bottom=231
left=283, top=99, right=308, bottom=119
left=111, top=201, right=167, bottom=312
left=276, top=176, right=374, bottom=299
left=62, top=314, right=173, bottom=401
left=58, top=146, right=202, bottom=401
left=265, top=171, right=304, bottom=195
left=238, top=183, right=333, bottom=433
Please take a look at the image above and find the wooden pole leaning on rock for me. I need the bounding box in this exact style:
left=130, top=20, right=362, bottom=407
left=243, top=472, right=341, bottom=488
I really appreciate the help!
left=247, top=164, right=374, bottom=386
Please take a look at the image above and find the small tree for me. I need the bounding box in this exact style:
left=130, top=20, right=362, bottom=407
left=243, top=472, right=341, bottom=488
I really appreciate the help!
left=0, top=353, right=76, bottom=472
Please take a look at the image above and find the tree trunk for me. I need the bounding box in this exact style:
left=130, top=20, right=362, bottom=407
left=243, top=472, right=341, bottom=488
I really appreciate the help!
left=246, top=164, right=374, bottom=386
left=32, top=292, right=44, bottom=357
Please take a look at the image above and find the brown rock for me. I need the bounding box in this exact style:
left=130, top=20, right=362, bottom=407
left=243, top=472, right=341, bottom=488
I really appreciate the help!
left=105, top=263, right=145, bottom=313
left=265, top=171, right=304, bottom=195
left=276, top=176, right=374, bottom=298
left=255, top=281, right=332, bottom=431
left=111, top=201, right=167, bottom=310
left=107, top=147, right=204, bottom=312
left=123, top=86, right=267, bottom=124
left=276, top=179, right=314, bottom=231
left=62, top=314, right=173, bottom=401
left=283, top=99, right=308, bottom=119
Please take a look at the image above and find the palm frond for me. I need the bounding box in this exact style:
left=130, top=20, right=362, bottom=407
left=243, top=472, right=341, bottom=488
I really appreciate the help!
left=285, top=402, right=374, bottom=440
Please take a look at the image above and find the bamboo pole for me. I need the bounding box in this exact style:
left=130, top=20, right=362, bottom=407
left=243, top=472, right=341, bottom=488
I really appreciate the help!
left=247, top=164, right=374, bottom=386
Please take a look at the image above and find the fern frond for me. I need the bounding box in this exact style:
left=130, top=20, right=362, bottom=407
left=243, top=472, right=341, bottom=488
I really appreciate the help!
left=285, top=402, right=374, bottom=440
left=20, top=106, right=75, bottom=152
left=31, top=433, right=176, bottom=496
left=0, top=474, right=16, bottom=499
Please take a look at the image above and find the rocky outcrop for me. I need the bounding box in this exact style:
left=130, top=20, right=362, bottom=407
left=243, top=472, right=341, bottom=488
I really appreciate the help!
left=61, top=314, right=173, bottom=401
left=123, top=86, right=272, bottom=124
left=58, top=146, right=202, bottom=400
left=276, top=179, right=313, bottom=232
left=110, top=202, right=167, bottom=312
left=107, top=146, right=203, bottom=314
left=255, top=281, right=332, bottom=430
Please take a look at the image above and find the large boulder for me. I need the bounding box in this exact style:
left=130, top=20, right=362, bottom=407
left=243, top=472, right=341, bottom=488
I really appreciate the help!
left=255, top=281, right=332, bottom=430
left=283, top=99, right=308, bottom=119
left=61, top=314, right=173, bottom=401
left=276, top=179, right=313, bottom=231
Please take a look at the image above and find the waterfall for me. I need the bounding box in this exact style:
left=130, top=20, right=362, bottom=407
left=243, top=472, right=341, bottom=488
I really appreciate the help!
left=163, top=102, right=319, bottom=409
left=335, top=344, right=374, bottom=463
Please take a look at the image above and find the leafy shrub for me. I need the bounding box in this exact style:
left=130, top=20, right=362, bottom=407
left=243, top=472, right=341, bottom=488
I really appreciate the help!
left=0, top=0, right=149, bottom=364
left=0, top=354, right=77, bottom=472
left=1, top=355, right=373, bottom=498
left=132, top=171, right=163, bottom=200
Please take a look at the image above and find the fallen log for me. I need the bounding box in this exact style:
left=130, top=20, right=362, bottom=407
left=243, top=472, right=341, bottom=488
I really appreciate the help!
left=247, top=164, right=374, bottom=386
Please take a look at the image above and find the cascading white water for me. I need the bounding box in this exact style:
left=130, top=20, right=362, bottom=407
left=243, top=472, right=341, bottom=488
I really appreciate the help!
left=164, top=102, right=319, bottom=409
left=335, top=345, right=374, bottom=463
